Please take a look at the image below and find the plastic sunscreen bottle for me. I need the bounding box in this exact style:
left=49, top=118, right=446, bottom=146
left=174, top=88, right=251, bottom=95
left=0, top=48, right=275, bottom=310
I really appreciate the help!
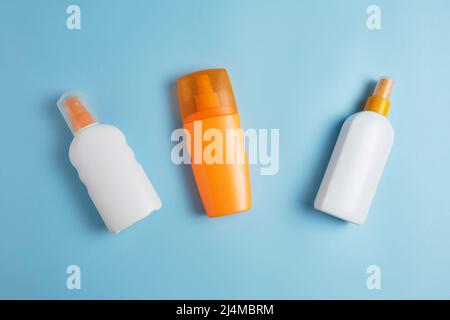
left=177, top=69, right=251, bottom=217
left=314, top=77, right=395, bottom=225
left=57, top=92, right=162, bottom=233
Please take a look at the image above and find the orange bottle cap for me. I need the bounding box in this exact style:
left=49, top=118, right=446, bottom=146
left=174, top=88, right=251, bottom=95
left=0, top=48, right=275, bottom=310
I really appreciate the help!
left=57, top=92, right=96, bottom=134
left=177, top=69, right=238, bottom=123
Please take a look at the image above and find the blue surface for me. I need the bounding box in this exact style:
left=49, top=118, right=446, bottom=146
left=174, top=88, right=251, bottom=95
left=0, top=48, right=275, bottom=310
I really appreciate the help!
left=1, top=0, right=449, bottom=299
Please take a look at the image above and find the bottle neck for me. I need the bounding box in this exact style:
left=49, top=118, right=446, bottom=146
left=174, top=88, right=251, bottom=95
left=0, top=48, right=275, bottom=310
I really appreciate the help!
left=73, top=122, right=99, bottom=135
left=364, top=96, right=390, bottom=117
left=364, top=77, right=394, bottom=117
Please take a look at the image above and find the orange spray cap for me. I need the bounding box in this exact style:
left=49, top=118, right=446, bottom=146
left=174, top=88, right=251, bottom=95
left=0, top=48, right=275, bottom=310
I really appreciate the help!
left=364, top=77, right=395, bottom=117
left=57, top=92, right=96, bottom=134
left=177, top=69, right=238, bottom=123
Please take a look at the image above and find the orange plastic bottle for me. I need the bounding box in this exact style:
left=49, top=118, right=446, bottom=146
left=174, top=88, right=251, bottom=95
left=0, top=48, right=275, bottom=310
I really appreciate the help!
left=177, top=69, right=252, bottom=217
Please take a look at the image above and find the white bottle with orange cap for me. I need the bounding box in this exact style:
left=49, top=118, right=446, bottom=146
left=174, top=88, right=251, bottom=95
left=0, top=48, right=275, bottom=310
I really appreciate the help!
left=314, top=77, right=395, bottom=225
left=57, top=92, right=162, bottom=233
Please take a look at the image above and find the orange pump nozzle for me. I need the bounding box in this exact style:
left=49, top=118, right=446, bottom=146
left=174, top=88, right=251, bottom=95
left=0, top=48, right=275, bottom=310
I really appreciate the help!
left=194, top=74, right=221, bottom=111
left=177, top=69, right=238, bottom=123
left=373, top=77, right=395, bottom=100
left=57, top=92, right=96, bottom=134
left=364, top=77, right=395, bottom=117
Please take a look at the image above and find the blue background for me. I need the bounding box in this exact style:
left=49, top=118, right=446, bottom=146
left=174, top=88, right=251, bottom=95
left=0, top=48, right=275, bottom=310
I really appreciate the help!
left=0, top=0, right=449, bottom=299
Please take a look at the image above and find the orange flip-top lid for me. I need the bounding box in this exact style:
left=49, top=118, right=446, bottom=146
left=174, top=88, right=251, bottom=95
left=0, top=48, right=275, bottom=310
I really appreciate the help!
left=177, top=69, right=238, bottom=123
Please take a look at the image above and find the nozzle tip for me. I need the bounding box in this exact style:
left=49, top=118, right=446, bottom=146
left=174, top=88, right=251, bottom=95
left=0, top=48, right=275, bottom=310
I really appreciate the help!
left=373, top=77, right=395, bottom=100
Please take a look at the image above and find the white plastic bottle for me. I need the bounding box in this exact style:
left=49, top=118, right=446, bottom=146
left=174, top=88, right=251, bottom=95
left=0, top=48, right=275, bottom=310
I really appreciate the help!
left=314, top=77, right=395, bottom=225
left=57, top=92, right=162, bottom=233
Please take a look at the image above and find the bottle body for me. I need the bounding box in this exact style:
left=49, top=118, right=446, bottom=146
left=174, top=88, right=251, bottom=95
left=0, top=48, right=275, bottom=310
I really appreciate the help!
left=69, top=124, right=161, bottom=233
left=177, top=68, right=252, bottom=218
left=314, top=111, right=394, bottom=224
left=184, top=114, right=251, bottom=217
